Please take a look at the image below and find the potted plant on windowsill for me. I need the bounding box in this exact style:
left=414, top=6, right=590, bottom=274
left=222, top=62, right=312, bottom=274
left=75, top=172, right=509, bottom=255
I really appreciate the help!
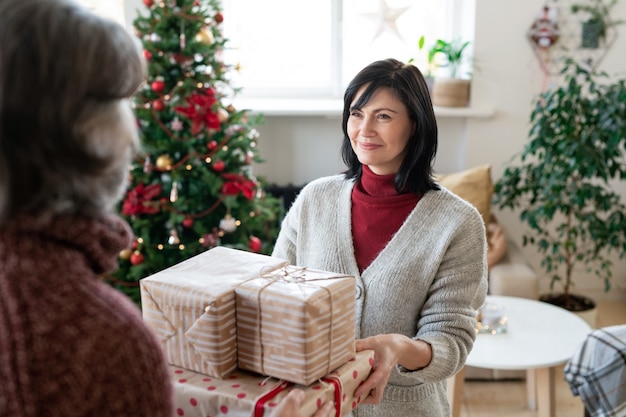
left=571, top=0, right=625, bottom=49
left=408, top=35, right=438, bottom=93
left=492, top=58, right=626, bottom=326
left=428, top=38, right=472, bottom=107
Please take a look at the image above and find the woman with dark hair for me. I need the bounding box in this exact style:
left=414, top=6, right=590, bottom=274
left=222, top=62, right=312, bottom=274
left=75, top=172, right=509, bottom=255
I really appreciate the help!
left=273, top=58, right=488, bottom=416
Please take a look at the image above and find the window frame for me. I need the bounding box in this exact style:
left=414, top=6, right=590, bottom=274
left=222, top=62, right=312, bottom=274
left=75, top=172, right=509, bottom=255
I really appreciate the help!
left=222, top=0, right=475, bottom=101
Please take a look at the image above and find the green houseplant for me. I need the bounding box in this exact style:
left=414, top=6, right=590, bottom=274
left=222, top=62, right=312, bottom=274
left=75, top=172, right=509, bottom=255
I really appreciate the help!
left=428, top=38, right=472, bottom=107
left=408, top=35, right=438, bottom=92
left=428, top=38, right=471, bottom=79
left=571, top=0, right=625, bottom=48
left=493, top=58, right=626, bottom=312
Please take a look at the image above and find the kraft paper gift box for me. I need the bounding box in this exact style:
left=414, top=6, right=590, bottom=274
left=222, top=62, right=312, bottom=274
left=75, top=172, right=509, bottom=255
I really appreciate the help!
left=140, top=246, right=288, bottom=378
left=235, top=266, right=356, bottom=386
left=171, top=349, right=375, bottom=417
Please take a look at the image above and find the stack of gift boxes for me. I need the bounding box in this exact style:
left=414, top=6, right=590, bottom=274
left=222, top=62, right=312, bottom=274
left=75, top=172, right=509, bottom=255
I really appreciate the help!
left=140, top=246, right=374, bottom=417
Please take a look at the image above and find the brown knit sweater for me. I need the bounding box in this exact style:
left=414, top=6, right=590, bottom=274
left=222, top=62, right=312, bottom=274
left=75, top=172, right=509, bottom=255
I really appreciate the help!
left=0, top=214, right=173, bottom=416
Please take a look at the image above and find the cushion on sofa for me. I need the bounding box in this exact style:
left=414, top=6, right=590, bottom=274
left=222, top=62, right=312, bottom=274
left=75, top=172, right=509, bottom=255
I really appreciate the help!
left=436, top=165, right=506, bottom=267
left=436, top=164, right=493, bottom=229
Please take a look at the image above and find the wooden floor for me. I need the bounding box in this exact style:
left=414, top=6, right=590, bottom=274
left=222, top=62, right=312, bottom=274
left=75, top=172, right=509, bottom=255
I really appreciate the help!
left=458, top=300, right=626, bottom=417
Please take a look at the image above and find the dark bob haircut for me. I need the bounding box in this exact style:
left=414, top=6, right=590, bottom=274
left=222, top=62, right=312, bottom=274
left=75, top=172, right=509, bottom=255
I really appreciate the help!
left=341, top=58, right=439, bottom=195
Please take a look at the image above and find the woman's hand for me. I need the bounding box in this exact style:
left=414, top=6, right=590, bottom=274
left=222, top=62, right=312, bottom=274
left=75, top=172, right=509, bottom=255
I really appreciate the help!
left=269, top=388, right=335, bottom=417
left=354, top=334, right=432, bottom=404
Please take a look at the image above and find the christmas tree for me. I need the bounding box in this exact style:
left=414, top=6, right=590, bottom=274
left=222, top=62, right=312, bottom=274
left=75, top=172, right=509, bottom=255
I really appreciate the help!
left=106, top=0, right=282, bottom=304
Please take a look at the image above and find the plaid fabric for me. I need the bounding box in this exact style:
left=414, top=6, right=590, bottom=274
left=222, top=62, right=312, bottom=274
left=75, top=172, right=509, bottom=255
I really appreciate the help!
left=564, top=325, right=626, bottom=417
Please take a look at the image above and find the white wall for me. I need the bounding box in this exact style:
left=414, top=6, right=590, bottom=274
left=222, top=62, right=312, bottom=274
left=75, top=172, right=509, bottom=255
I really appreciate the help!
left=124, top=0, right=626, bottom=301
left=468, top=0, right=626, bottom=301
left=251, top=114, right=472, bottom=186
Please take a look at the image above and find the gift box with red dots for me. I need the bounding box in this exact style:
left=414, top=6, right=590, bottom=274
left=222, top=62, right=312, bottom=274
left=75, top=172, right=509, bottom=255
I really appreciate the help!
left=140, top=246, right=289, bottom=378
left=235, top=266, right=356, bottom=386
left=171, top=349, right=374, bottom=417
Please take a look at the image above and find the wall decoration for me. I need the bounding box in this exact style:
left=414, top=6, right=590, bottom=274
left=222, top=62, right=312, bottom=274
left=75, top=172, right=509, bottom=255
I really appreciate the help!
left=360, top=0, right=411, bottom=41
left=527, top=0, right=620, bottom=77
left=527, top=5, right=562, bottom=75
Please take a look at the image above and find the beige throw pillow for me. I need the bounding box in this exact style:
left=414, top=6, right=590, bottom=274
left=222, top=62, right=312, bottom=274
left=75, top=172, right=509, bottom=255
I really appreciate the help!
left=436, top=164, right=493, bottom=229
left=436, top=165, right=508, bottom=267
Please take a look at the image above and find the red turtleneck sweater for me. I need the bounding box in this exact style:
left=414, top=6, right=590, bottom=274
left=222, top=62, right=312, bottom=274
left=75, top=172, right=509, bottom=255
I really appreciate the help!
left=351, top=165, right=421, bottom=272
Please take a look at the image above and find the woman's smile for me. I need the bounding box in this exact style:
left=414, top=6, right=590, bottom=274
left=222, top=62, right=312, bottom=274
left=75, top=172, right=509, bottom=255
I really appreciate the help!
left=358, top=142, right=382, bottom=151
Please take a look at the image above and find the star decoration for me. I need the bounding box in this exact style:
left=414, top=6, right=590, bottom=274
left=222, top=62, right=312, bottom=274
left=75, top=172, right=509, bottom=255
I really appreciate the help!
left=361, top=0, right=410, bottom=41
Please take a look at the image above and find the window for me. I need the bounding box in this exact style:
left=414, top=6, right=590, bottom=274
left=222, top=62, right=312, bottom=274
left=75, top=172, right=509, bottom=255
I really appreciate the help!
left=76, top=0, right=126, bottom=25
left=222, top=0, right=475, bottom=99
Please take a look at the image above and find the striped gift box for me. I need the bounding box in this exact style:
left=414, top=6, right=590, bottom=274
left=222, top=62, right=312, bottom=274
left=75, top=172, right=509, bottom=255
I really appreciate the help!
left=235, top=266, right=356, bottom=386
left=140, top=246, right=288, bottom=378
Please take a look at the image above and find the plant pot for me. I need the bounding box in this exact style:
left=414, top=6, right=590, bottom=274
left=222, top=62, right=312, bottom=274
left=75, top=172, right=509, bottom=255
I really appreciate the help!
left=431, top=78, right=470, bottom=107
left=539, top=293, right=597, bottom=328
left=581, top=20, right=602, bottom=49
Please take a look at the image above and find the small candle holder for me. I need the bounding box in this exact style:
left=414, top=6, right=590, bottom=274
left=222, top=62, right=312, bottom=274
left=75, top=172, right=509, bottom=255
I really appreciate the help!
left=476, top=302, right=508, bottom=334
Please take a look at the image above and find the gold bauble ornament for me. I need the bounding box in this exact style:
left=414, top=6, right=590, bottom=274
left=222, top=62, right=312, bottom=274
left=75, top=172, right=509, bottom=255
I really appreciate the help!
left=156, top=154, right=173, bottom=169
left=119, top=248, right=133, bottom=260
left=217, top=108, right=230, bottom=123
left=195, top=28, right=214, bottom=45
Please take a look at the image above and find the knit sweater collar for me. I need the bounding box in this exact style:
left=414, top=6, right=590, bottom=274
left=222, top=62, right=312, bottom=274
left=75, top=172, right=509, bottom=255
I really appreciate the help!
left=358, top=164, right=401, bottom=197
left=2, top=213, right=133, bottom=275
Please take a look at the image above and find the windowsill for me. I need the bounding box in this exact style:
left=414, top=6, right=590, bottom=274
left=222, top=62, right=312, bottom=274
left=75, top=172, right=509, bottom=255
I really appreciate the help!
left=230, top=98, right=495, bottom=118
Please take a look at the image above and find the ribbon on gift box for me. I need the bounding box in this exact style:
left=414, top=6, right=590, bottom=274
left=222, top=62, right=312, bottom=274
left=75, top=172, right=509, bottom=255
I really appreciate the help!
left=252, top=376, right=343, bottom=417
left=321, top=376, right=343, bottom=417
left=253, top=380, right=293, bottom=417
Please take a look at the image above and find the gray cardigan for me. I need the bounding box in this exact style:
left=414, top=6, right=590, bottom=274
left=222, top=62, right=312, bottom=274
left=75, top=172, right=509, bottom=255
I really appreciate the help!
left=273, top=175, right=488, bottom=417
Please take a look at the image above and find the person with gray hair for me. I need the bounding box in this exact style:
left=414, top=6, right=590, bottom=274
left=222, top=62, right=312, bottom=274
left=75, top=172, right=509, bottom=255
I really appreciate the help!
left=0, top=0, right=174, bottom=415
left=0, top=1, right=335, bottom=416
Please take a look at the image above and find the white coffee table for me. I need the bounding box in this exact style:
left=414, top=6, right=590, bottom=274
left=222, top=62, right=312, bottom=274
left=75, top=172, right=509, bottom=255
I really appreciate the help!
left=449, top=295, right=592, bottom=417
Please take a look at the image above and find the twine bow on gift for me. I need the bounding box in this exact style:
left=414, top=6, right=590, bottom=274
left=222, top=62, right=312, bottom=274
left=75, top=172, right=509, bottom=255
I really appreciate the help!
left=259, top=264, right=308, bottom=281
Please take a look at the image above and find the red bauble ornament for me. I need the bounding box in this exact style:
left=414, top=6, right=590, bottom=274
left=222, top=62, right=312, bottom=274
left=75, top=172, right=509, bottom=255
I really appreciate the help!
left=143, top=49, right=152, bottom=60
left=153, top=99, right=165, bottom=111
left=201, top=232, right=218, bottom=248
left=130, top=251, right=144, bottom=265
left=173, top=53, right=192, bottom=63
left=207, top=140, right=218, bottom=151
left=249, top=236, right=262, bottom=253
left=182, top=217, right=194, bottom=228
left=212, top=160, right=225, bottom=172
left=132, top=240, right=139, bottom=249
left=143, top=0, right=154, bottom=6
left=151, top=80, right=165, bottom=93
left=214, top=13, right=224, bottom=23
